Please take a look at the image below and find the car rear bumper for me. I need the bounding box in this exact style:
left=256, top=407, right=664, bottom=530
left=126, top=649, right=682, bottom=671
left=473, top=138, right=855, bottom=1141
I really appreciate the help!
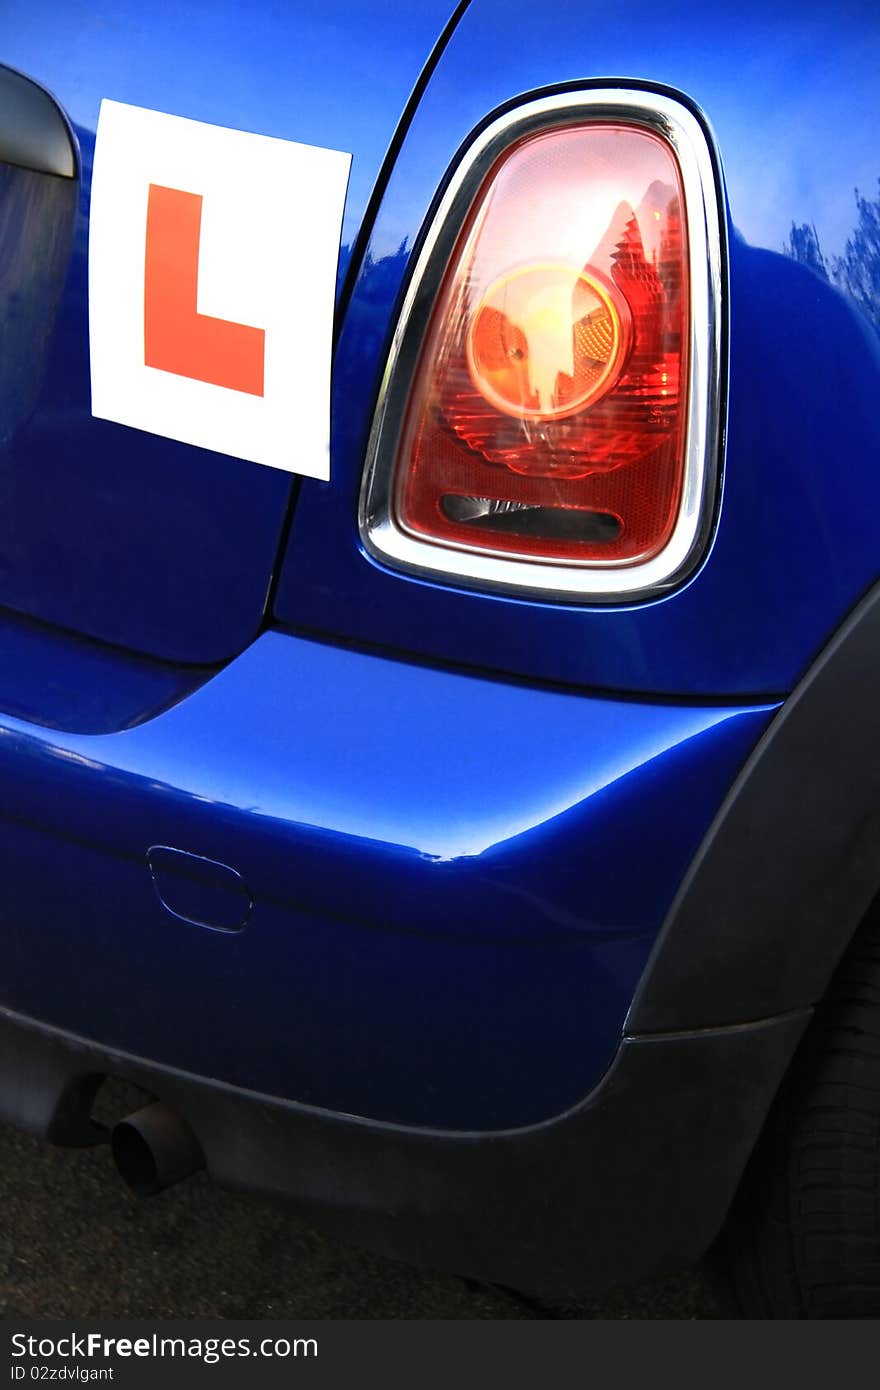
left=0, top=1001, right=808, bottom=1296
left=0, top=628, right=773, bottom=1132
left=0, top=621, right=801, bottom=1289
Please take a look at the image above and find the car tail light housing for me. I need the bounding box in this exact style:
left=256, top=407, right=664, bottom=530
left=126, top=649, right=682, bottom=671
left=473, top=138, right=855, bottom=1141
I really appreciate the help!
left=360, top=89, right=723, bottom=601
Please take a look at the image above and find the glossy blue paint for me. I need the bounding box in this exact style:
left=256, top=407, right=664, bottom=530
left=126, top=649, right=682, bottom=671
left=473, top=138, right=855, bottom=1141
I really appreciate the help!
left=0, top=605, right=214, bottom=734
left=0, top=0, right=458, bottom=662
left=0, top=630, right=774, bottom=1128
left=275, top=0, right=880, bottom=698
left=2, top=0, right=869, bottom=1134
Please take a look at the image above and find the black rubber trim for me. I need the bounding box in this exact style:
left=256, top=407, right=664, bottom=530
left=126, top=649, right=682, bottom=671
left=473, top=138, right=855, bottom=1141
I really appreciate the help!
left=0, top=1003, right=808, bottom=1296
left=630, top=576, right=880, bottom=1034
left=0, top=64, right=77, bottom=179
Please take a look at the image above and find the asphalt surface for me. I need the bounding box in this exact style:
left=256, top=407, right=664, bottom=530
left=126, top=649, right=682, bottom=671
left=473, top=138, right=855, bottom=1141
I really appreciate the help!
left=0, top=1117, right=721, bottom=1319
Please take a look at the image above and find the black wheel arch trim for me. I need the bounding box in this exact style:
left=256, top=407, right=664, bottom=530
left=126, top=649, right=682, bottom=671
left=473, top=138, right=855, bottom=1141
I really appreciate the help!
left=629, top=576, right=880, bottom=1034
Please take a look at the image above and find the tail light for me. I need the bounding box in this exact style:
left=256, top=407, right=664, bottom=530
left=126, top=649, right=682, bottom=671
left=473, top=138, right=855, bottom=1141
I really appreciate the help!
left=360, top=89, right=722, bottom=600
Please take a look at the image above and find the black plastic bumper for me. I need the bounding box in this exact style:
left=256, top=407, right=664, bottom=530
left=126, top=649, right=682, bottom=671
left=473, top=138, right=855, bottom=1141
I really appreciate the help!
left=0, top=1002, right=808, bottom=1296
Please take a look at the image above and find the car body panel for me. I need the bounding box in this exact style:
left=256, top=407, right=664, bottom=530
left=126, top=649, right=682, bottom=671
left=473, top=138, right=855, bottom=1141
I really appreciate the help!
left=0, top=0, right=459, bottom=663
left=276, top=0, right=880, bottom=699
left=2, top=0, right=879, bottom=1295
left=0, top=630, right=772, bottom=1128
left=0, top=603, right=213, bottom=734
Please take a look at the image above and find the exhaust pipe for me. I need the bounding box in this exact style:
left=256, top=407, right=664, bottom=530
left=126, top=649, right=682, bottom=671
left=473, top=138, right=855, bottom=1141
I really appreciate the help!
left=111, top=1102, right=204, bottom=1196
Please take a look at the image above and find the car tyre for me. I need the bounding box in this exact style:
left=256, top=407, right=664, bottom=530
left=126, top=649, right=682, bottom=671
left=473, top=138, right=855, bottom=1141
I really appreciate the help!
left=720, top=907, right=880, bottom=1318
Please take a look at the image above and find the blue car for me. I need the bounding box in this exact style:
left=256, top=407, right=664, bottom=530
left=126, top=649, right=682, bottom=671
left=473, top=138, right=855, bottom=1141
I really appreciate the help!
left=2, top=0, right=879, bottom=1318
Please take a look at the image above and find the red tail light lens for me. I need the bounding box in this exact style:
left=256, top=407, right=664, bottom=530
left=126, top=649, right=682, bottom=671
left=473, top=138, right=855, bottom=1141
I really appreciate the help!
left=361, top=91, right=721, bottom=600
left=465, top=261, right=632, bottom=424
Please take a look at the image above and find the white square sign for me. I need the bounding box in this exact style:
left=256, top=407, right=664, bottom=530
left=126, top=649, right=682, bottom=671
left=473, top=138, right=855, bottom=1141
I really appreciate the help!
left=88, top=99, right=351, bottom=477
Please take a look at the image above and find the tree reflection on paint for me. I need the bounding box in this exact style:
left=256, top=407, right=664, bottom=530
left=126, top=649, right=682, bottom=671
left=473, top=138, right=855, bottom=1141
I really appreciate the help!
left=784, top=179, right=880, bottom=331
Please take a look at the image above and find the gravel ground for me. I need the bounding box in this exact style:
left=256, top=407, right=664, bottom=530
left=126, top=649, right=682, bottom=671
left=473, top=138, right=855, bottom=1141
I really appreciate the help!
left=0, top=1121, right=720, bottom=1319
